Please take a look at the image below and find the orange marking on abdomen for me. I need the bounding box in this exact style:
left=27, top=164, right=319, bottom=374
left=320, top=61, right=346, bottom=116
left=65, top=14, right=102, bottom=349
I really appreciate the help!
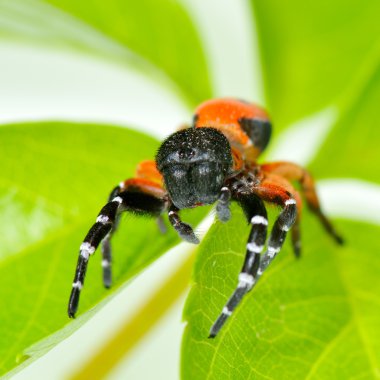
left=194, top=98, right=269, bottom=162
left=123, top=178, right=165, bottom=198
left=135, top=160, right=163, bottom=185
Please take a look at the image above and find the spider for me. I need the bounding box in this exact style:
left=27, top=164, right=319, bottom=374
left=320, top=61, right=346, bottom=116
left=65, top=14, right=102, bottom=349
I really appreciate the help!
left=68, top=98, right=343, bottom=338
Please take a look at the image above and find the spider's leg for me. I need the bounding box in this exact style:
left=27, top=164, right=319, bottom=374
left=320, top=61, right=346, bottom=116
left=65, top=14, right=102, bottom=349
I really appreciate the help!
left=209, top=192, right=267, bottom=338
left=290, top=190, right=302, bottom=258
left=69, top=197, right=119, bottom=317
left=156, top=215, right=167, bottom=234
left=101, top=160, right=164, bottom=286
left=301, top=176, right=343, bottom=244
left=68, top=185, right=166, bottom=318
left=101, top=182, right=167, bottom=286
left=216, top=186, right=231, bottom=222
left=262, top=162, right=343, bottom=244
left=209, top=179, right=298, bottom=338
left=291, top=217, right=301, bottom=258
left=101, top=184, right=123, bottom=288
left=312, top=207, right=343, bottom=244
left=253, top=181, right=298, bottom=275
left=168, top=205, right=199, bottom=244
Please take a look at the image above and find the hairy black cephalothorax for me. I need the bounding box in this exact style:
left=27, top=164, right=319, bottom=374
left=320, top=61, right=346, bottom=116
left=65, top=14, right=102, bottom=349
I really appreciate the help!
left=156, top=128, right=233, bottom=209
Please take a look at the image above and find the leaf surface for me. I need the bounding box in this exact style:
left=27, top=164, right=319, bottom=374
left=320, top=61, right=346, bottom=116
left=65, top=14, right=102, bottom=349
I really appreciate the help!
left=0, top=122, right=204, bottom=376
left=182, top=208, right=380, bottom=379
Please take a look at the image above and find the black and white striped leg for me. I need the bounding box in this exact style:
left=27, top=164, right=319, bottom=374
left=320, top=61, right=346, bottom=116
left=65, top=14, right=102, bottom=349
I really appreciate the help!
left=68, top=196, right=121, bottom=317
left=168, top=205, right=199, bottom=244
left=101, top=232, right=113, bottom=288
left=101, top=185, right=122, bottom=288
left=258, top=198, right=297, bottom=275
left=291, top=218, right=301, bottom=258
left=209, top=195, right=268, bottom=338
left=216, top=186, right=231, bottom=222
left=68, top=190, right=166, bottom=317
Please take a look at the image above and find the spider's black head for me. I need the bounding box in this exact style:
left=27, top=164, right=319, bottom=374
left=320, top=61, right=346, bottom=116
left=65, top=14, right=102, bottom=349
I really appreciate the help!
left=156, top=127, right=233, bottom=209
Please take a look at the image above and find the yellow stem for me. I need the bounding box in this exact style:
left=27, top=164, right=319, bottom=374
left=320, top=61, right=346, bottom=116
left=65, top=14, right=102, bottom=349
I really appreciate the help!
left=70, top=252, right=195, bottom=380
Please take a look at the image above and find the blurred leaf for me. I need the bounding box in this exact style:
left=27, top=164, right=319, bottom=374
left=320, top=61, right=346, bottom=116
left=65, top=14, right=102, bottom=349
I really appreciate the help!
left=182, top=207, right=380, bottom=379
left=0, top=122, right=204, bottom=376
left=252, top=0, right=380, bottom=127
left=0, top=0, right=211, bottom=105
left=309, top=61, right=380, bottom=183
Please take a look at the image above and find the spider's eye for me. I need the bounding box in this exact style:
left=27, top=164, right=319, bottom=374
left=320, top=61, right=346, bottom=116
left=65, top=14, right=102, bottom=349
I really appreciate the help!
left=178, top=146, right=196, bottom=160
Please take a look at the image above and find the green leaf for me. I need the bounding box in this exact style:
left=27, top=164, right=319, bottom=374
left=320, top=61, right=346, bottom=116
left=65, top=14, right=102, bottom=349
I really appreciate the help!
left=0, top=0, right=211, bottom=105
left=182, top=28, right=380, bottom=377
left=182, top=206, right=380, bottom=379
left=0, top=122, right=204, bottom=376
left=309, top=61, right=380, bottom=183
left=252, top=0, right=380, bottom=126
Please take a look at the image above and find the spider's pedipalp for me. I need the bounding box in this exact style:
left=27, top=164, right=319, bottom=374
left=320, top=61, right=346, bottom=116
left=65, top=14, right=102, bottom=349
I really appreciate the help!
left=209, top=193, right=267, bottom=338
left=216, top=186, right=231, bottom=222
left=168, top=205, right=199, bottom=244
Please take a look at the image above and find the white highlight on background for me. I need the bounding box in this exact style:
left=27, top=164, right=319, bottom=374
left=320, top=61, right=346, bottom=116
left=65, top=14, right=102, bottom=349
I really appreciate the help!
left=0, top=44, right=189, bottom=138
left=180, top=0, right=263, bottom=103
left=318, top=179, right=380, bottom=225
left=269, top=107, right=338, bottom=166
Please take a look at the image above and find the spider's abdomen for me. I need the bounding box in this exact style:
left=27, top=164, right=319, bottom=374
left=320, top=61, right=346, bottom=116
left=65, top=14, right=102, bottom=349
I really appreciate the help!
left=193, top=98, right=272, bottom=161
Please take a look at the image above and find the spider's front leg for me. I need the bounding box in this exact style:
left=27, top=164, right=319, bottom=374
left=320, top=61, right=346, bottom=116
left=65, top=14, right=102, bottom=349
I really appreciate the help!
left=209, top=191, right=268, bottom=338
left=100, top=181, right=167, bottom=287
left=68, top=180, right=167, bottom=318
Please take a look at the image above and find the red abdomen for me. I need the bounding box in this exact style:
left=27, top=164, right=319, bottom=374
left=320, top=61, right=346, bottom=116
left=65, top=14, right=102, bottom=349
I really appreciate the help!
left=193, top=98, right=272, bottom=162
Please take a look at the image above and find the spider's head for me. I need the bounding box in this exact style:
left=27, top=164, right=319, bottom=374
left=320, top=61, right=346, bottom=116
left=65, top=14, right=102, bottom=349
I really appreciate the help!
left=156, top=127, right=233, bottom=209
